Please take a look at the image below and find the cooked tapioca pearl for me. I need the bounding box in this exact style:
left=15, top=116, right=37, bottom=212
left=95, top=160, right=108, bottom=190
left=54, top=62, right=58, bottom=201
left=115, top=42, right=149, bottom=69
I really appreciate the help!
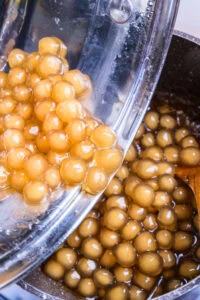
left=134, top=232, right=157, bottom=253
left=152, top=191, right=172, bottom=208
left=129, top=285, right=147, bottom=300
left=0, top=96, right=16, bottom=115
left=70, top=140, right=95, bottom=161
left=158, top=250, right=176, bottom=269
left=84, top=117, right=99, bottom=136
left=63, top=69, right=91, bottom=97
left=8, top=67, right=27, bottom=86
left=132, top=159, right=158, bottom=179
left=100, top=249, right=117, bottom=268
left=47, top=151, right=67, bottom=166
left=66, top=230, right=82, bottom=248
left=4, top=113, right=25, bottom=130
left=157, top=161, right=175, bottom=176
left=174, top=204, right=192, bottom=220
left=42, top=112, right=63, bottom=134
left=7, top=147, right=30, bottom=169
left=113, top=266, right=133, bottom=283
left=157, top=207, right=177, bottom=226
left=179, top=221, right=194, bottom=232
left=26, top=72, right=41, bottom=88
left=120, top=220, right=142, bottom=240
left=141, top=132, right=155, bottom=148
left=144, top=111, right=159, bottom=130
left=158, top=175, right=177, bottom=192
left=160, top=114, right=176, bottom=129
left=24, top=52, right=40, bottom=72
left=55, top=248, right=77, bottom=269
left=94, top=148, right=123, bottom=174
left=8, top=48, right=27, bottom=68
left=157, top=104, right=173, bottom=114
left=142, top=146, right=163, bottom=161
left=128, top=203, right=147, bottom=221
left=37, top=54, right=63, bottom=78
left=124, top=175, right=141, bottom=197
left=116, top=164, right=129, bottom=179
left=3, top=129, right=25, bottom=150
left=81, top=237, right=103, bottom=260
left=175, top=127, right=190, bottom=143
left=43, top=259, right=64, bottom=280
left=44, top=166, right=61, bottom=188
left=138, top=252, right=163, bottom=276
left=99, top=227, right=120, bottom=248
left=15, top=102, right=33, bottom=120
left=143, top=214, right=158, bottom=231
left=38, top=37, right=67, bottom=57
left=48, top=131, right=70, bottom=152
left=135, top=124, right=146, bottom=141
left=34, top=100, right=56, bottom=122
left=105, top=195, right=128, bottom=211
left=91, top=124, right=116, bottom=148
left=78, top=217, right=99, bottom=238
left=179, top=147, right=200, bottom=166
left=164, top=146, right=180, bottom=163
left=180, top=135, right=199, bottom=148
left=65, top=119, right=86, bottom=144
left=104, top=177, right=123, bottom=197
left=33, top=79, right=52, bottom=100
left=0, top=88, right=12, bottom=98
left=52, top=80, right=75, bottom=103
left=84, top=167, right=108, bottom=194
left=173, top=186, right=189, bottom=203
left=14, top=85, right=31, bottom=105
left=173, top=231, right=194, bottom=252
left=24, top=122, right=40, bottom=140
left=60, top=157, right=87, bottom=185
left=64, top=269, right=80, bottom=289
left=156, top=230, right=173, bottom=249
left=93, top=268, right=114, bottom=287
left=25, top=154, right=48, bottom=179
left=102, top=207, right=127, bottom=231
left=23, top=180, right=49, bottom=205
left=133, top=270, right=157, bottom=291
left=131, top=183, right=155, bottom=207
left=156, top=129, right=173, bottom=148
left=124, top=144, right=137, bottom=162
left=10, top=170, right=28, bottom=191
left=145, top=179, right=159, bottom=191
left=77, top=278, right=96, bottom=298
left=56, top=99, right=86, bottom=123
left=105, top=284, right=129, bottom=300
left=36, top=133, right=50, bottom=153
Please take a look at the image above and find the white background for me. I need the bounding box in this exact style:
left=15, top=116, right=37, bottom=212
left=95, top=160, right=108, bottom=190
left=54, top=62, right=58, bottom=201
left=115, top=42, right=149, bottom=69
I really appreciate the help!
left=175, top=0, right=200, bottom=38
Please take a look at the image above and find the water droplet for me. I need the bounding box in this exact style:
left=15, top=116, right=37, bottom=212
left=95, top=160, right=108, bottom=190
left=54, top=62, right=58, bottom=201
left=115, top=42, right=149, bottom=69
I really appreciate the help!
left=109, top=0, right=133, bottom=24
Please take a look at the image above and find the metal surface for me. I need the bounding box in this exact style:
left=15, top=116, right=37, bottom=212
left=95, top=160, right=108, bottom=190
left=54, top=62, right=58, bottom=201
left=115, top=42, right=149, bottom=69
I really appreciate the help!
left=0, top=0, right=179, bottom=288
left=20, top=31, right=200, bottom=300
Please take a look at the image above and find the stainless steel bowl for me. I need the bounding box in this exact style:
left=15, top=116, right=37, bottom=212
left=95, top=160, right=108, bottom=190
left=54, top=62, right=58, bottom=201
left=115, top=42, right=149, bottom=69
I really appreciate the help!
left=19, top=31, right=200, bottom=300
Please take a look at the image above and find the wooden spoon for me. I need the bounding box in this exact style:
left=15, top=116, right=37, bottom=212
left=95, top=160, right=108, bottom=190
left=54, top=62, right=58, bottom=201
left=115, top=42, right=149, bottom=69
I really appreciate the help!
left=176, top=166, right=200, bottom=229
